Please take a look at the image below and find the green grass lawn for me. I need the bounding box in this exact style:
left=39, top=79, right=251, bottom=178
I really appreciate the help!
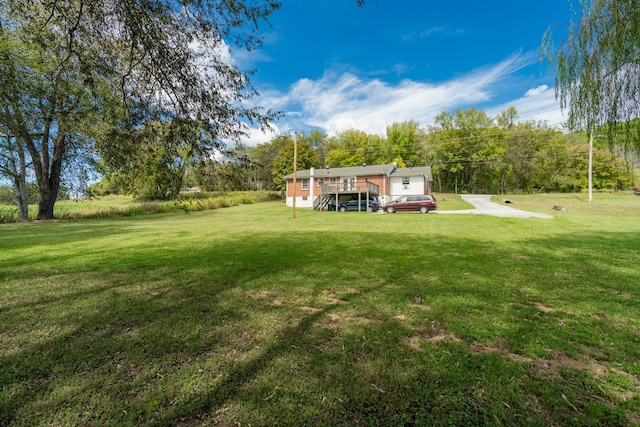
left=1, top=194, right=639, bottom=426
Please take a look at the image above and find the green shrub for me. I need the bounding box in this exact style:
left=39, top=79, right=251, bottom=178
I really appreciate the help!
left=0, top=207, right=17, bottom=223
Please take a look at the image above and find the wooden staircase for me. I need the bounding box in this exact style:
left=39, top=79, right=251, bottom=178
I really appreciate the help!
left=314, top=194, right=335, bottom=211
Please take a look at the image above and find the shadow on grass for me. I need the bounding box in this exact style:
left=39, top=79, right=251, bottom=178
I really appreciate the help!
left=1, top=227, right=639, bottom=426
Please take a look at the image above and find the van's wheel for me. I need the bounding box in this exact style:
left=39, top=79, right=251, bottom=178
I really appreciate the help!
left=419, top=206, right=429, bottom=214
left=386, top=206, right=395, bottom=213
left=339, top=206, right=346, bottom=212
left=367, top=206, right=373, bottom=212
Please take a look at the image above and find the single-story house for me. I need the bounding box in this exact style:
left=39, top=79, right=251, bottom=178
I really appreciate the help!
left=284, top=163, right=433, bottom=210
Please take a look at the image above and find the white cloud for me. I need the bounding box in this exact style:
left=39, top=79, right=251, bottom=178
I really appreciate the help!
left=402, top=26, right=464, bottom=42
left=525, top=85, right=550, bottom=97
left=238, top=123, right=280, bottom=146
left=491, top=84, right=566, bottom=128
left=241, top=51, right=567, bottom=144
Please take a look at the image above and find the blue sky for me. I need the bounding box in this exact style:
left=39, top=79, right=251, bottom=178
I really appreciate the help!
left=234, top=0, right=575, bottom=144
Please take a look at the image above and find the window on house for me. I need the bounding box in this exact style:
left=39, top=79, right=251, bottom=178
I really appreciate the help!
left=318, top=178, right=324, bottom=186
left=302, top=179, right=309, bottom=190
left=329, top=177, right=337, bottom=185
left=302, top=196, right=308, bottom=201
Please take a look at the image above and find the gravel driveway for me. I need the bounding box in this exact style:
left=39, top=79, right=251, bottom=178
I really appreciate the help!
left=434, top=194, right=554, bottom=219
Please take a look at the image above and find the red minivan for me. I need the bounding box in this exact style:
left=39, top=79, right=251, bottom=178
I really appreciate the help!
left=385, top=195, right=438, bottom=213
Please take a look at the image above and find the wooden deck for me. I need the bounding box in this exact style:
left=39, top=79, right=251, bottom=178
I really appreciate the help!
left=314, top=182, right=380, bottom=211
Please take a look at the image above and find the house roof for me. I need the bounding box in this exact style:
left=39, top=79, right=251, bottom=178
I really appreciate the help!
left=285, top=163, right=396, bottom=179
left=390, top=166, right=433, bottom=180
left=285, top=164, right=432, bottom=180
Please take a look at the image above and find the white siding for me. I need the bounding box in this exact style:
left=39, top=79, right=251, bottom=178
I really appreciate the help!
left=389, top=176, right=425, bottom=200
left=286, top=196, right=314, bottom=208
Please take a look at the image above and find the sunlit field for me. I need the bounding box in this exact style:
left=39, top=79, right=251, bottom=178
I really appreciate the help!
left=1, top=193, right=639, bottom=426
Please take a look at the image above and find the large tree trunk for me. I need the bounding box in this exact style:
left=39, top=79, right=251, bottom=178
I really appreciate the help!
left=37, top=179, right=59, bottom=219
left=4, top=134, right=30, bottom=221
left=25, top=123, right=66, bottom=220
left=13, top=177, right=29, bottom=221
left=35, top=135, right=65, bottom=220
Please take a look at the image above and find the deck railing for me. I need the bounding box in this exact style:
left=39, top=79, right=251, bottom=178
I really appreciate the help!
left=320, top=182, right=379, bottom=194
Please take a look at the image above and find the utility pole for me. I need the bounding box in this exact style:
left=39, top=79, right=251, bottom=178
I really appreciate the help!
left=292, top=131, right=298, bottom=218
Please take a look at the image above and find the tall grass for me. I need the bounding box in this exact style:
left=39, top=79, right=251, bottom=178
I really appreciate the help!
left=1, top=194, right=639, bottom=426
left=0, top=191, right=281, bottom=222
left=53, top=191, right=281, bottom=220
left=0, top=207, right=17, bottom=224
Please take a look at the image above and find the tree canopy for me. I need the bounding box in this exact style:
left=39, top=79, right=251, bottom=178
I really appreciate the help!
left=543, top=0, right=640, bottom=149
left=186, top=107, right=633, bottom=196
left=101, top=119, right=210, bottom=199
left=271, top=140, right=319, bottom=191
left=0, top=0, right=281, bottom=218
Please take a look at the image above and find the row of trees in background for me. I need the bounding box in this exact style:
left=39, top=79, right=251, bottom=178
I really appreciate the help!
left=87, top=0, right=640, bottom=198
left=4, top=101, right=638, bottom=208
left=425, top=107, right=635, bottom=193
left=191, top=107, right=636, bottom=195
left=3, top=0, right=640, bottom=218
